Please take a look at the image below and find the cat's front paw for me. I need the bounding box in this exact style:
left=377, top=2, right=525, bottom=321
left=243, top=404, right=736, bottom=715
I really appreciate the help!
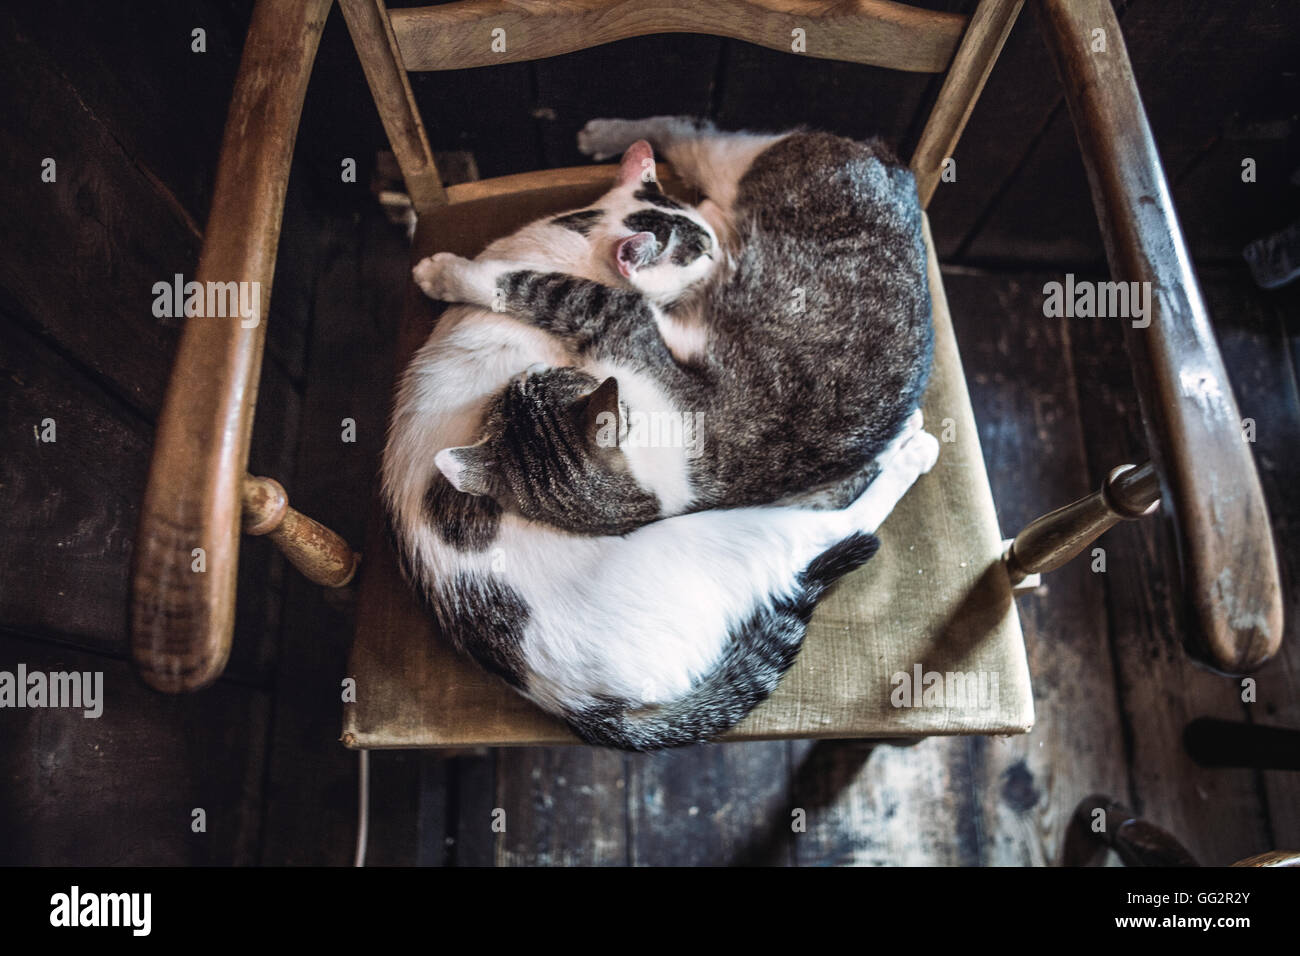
left=413, top=252, right=472, bottom=302
left=577, top=119, right=638, bottom=161
left=877, top=409, right=926, bottom=466
left=897, top=429, right=940, bottom=477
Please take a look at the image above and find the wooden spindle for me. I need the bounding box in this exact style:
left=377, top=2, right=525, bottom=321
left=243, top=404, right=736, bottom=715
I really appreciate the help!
left=339, top=0, right=446, bottom=215
left=1005, top=461, right=1160, bottom=586
left=241, top=475, right=359, bottom=587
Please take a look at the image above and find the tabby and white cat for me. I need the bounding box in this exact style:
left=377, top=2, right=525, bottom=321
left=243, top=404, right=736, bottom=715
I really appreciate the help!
left=415, top=117, right=933, bottom=534
left=384, top=118, right=937, bottom=750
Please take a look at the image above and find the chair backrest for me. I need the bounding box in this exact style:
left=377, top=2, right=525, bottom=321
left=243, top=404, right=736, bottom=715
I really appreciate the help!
left=338, top=0, right=1024, bottom=213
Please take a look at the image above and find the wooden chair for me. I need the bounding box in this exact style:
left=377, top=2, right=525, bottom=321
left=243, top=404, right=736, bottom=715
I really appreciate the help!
left=131, top=1, right=1284, bottom=755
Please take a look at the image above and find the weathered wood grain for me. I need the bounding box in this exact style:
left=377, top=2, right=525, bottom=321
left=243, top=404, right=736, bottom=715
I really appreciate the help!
left=1039, top=0, right=1282, bottom=673
left=259, top=210, right=419, bottom=865
left=1200, top=275, right=1300, bottom=851
left=1005, top=461, right=1159, bottom=583
left=788, top=737, right=979, bottom=865
left=944, top=269, right=1129, bottom=866
left=1067, top=299, right=1272, bottom=865
left=132, top=0, right=333, bottom=693
left=627, top=743, right=792, bottom=866
left=242, top=475, right=360, bottom=588
left=496, top=747, right=628, bottom=866
left=339, top=0, right=447, bottom=214
left=911, top=0, right=1023, bottom=206
left=0, top=318, right=291, bottom=686
left=0, top=633, right=268, bottom=865
left=391, top=0, right=968, bottom=74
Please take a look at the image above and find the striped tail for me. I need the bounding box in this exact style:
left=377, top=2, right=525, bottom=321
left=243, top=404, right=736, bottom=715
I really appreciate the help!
left=563, top=532, right=879, bottom=751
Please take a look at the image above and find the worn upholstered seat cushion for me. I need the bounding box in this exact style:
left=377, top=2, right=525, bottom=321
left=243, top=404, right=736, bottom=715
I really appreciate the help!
left=343, top=166, right=1033, bottom=748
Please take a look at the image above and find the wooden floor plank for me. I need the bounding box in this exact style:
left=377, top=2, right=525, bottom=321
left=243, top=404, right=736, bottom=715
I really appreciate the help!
left=259, top=209, right=419, bottom=865
left=4, top=0, right=254, bottom=231
left=959, top=0, right=1299, bottom=267
left=0, top=5, right=307, bottom=417
left=362, top=751, right=423, bottom=866
left=533, top=35, right=722, bottom=170
left=1130, top=0, right=1299, bottom=264
left=0, top=316, right=290, bottom=686
left=495, top=747, right=628, bottom=866
left=413, top=752, right=496, bottom=867
left=1066, top=294, right=1272, bottom=864
left=924, top=5, right=1071, bottom=258
left=943, top=269, right=1131, bottom=865
left=1200, top=274, right=1300, bottom=851
left=409, top=63, right=543, bottom=180
left=415, top=752, right=451, bottom=866
left=791, top=737, right=980, bottom=866
left=443, top=753, right=499, bottom=866
left=628, top=742, right=793, bottom=867
left=0, top=632, right=268, bottom=865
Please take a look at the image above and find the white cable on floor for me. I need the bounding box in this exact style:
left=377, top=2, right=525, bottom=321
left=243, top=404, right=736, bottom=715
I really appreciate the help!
left=354, top=748, right=370, bottom=867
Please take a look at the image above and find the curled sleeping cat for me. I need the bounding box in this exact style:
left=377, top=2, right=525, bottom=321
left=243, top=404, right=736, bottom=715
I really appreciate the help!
left=415, top=117, right=933, bottom=534
left=384, top=117, right=937, bottom=750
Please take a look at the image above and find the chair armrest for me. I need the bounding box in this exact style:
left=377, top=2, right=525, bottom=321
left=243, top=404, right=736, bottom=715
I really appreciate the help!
left=131, top=0, right=333, bottom=692
left=1036, top=0, right=1282, bottom=672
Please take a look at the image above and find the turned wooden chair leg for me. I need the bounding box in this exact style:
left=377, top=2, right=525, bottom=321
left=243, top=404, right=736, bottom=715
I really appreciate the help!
left=1003, top=461, right=1160, bottom=591
left=242, top=475, right=360, bottom=587
left=1062, top=795, right=1200, bottom=867
left=1064, top=793, right=1300, bottom=866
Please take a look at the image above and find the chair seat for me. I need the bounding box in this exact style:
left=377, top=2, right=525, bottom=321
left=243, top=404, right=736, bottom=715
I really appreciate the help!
left=343, top=165, right=1033, bottom=749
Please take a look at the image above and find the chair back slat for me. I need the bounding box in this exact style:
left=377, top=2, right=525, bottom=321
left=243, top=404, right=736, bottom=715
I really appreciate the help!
left=348, top=0, right=1025, bottom=214
left=910, top=0, right=1023, bottom=207
left=390, top=0, right=968, bottom=73
left=340, top=0, right=447, bottom=213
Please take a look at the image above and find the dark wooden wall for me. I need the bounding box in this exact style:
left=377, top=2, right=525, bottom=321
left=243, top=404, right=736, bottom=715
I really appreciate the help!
left=1, top=1, right=1297, bottom=865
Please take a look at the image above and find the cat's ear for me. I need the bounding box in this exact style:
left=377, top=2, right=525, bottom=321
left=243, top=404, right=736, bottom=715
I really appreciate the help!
left=616, top=232, right=659, bottom=277
left=583, top=377, right=622, bottom=449
left=616, top=140, right=656, bottom=187
left=435, top=444, right=494, bottom=496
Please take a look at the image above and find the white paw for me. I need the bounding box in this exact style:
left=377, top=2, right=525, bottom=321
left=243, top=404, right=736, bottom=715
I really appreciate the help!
left=577, top=119, right=636, bottom=161
left=412, top=252, right=468, bottom=301
left=876, top=408, right=926, bottom=466
left=897, top=429, right=940, bottom=477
